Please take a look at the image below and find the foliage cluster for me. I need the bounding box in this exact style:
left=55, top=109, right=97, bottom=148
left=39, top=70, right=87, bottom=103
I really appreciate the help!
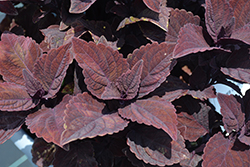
left=1, top=0, right=250, bottom=166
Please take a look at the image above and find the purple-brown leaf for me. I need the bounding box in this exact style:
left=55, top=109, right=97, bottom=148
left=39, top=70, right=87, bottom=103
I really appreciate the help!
left=73, top=38, right=129, bottom=99
left=119, top=96, right=177, bottom=140
left=127, top=42, right=175, bottom=98
left=231, top=23, right=250, bottom=45
left=0, top=33, right=42, bottom=86
left=61, top=92, right=128, bottom=145
left=0, top=127, right=21, bottom=144
left=203, top=132, right=250, bottom=167
left=0, top=1, right=18, bottom=15
left=221, top=68, right=250, bottom=84
left=142, top=0, right=166, bottom=13
left=33, top=43, right=72, bottom=98
left=26, top=95, right=71, bottom=147
left=69, top=0, right=96, bottom=14
left=217, top=93, right=244, bottom=133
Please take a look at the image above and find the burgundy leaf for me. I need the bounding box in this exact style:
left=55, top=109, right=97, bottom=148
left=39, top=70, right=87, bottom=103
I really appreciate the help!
left=239, top=123, right=250, bottom=146
left=0, top=1, right=18, bottom=15
left=142, top=0, right=166, bottom=13
left=179, top=151, right=202, bottom=167
left=0, top=110, right=28, bottom=129
left=73, top=38, right=129, bottom=99
left=26, top=95, right=71, bottom=147
left=0, top=33, right=42, bottom=86
left=33, top=43, right=73, bottom=98
left=61, top=92, right=128, bottom=145
left=69, top=0, right=96, bottom=14
left=205, top=0, right=234, bottom=42
left=127, top=42, right=175, bottom=98
left=0, top=82, right=37, bottom=111
left=127, top=125, right=189, bottom=166
left=174, top=23, right=227, bottom=59
left=203, top=132, right=250, bottom=167
left=0, top=127, right=21, bottom=144
left=40, top=25, right=74, bottom=52
left=31, top=138, right=56, bottom=167
left=221, top=67, right=250, bottom=83
left=231, top=23, right=250, bottom=45
left=217, top=93, right=244, bottom=133
left=91, top=34, right=118, bottom=51
left=165, top=8, right=200, bottom=43
left=53, top=140, right=98, bottom=167
left=119, top=96, right=177, bottom=140
left=177, top=102, right=210, bottom=141
left=230, top=0, right=250, bottom=30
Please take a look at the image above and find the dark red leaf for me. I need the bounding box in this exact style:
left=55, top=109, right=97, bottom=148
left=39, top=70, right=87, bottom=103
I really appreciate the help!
left=239, top=123, right=250, bottom=146
left=0, top=110, right=29, bottom=129
left=53, top=140, right=98, bottom=167
left=230, top=0, right=250, bottom=30
left=217, top=93, right=244, bottom=133
left=142, top=0, right=166, bottom=13
left=0, top=33, right=42, bottom=86
left=0, top=1, right=18, bottom=15
left=165, top=9, right=200, bottom=44
left=202, top=132, right=250, bottom=166
left=0, top=127, right=21, bottom=144
left=61, top=92, right=128, bottom=145
left=174, top=23, right=228, bottom=59
left=69, top=0, right=96, bottom=14
left=221, top=68, right=250, bottom=84
left=179, top=151, right=202, bottom=167
left=205, top=0, right=234, bottom=42
left=0, top=82, right=36, bottom=111
left=33, top=43, right=73, bottom=98
left=231, top=23, right=250, bottom=45
left=127, top=42, right=175, bottom=98
left=40, top=25, right=74, bottom=52
left=127, top=125, right=189, bottom=166
left=73, top=38, right=129, bottom=99
left=26, top=95, right=71, bottom=147
left=31, top=138, right=56, bottom=167
left=119, top=96, right=177, bottom=140
left=91, top=34, right=118, bottom=51
left=177, top=102, right=210, bottom=141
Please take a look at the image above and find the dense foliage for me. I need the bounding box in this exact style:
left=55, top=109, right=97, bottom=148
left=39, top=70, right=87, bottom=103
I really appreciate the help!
left=0, top=0, right=250, bottom=166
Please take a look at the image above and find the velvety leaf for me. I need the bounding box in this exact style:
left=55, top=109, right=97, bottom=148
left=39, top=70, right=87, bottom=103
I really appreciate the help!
left=73, top=38, right=129, bottom=99
left=238, top=122, right=250, bottom=146
left=203, top=132, right=250, bottom=167
left=69, top=0, right=96, bottom=14
left=0, top=127, right=21, bottom=144
left=91, top=34, right=118, bottom=51
left=127, top=42, right=175, bottom=98
left=180, top=151, right=202, bottom=167
left=102, top=60, right=143, bottom=100
left=217, top=93, right=244, bottom=133
left=174, top=23, right=227, bottom=59
left=0, top=33, right=42, bottom=86
left=119, top=96, right=177, bottom=140
left=127, top=125, right=189, bottom=166
left=205, top=0, right=234, bottom=42
left=231, top=23, right=250, bottom=45
left=0, top=82, right=36, bottom=111
left=165, top=8, right=200, bottom=43
left=221, top=67, right=250, bottom=83
left=177, top=102, right=210, bottom=141
left=53, top=140, right=98, bottom=167
left=0, top=110, right=29, bottom=129
left=230, top=0, right=250, bottom=30
left=26, top=95, right=71, bottom=147
left=33, top=43, right=72, bottom=98
left=61, top=92, right=129, bottom=145
left=40, top=25, right=74, bottom=52
left=0, top=1, right=18, bottom=15
left=31, top=138, right=56, bottom=167
left=142, top=0, right=166, bottom=13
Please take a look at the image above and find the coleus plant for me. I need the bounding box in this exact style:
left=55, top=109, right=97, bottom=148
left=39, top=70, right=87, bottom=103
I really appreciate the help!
left=1, top=0, right=250, bottom=166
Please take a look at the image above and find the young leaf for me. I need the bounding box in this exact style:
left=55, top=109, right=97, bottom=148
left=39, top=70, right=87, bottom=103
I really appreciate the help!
left=102, top=60, right=143, bottom=100
left=119, top=96, right=177, bottom=140
left=26, top=95, right=71, bottom=147
left=165, top=8, right=200, bottom=43
left=217, top=93, right=244, bottom=133
left=203, top=132, right=250, bottom=166
left=230, top=0, right=250, bottom=30
left=179, top=151, right=202, bottom=167
left=205, top=0, right=234, bottom=42
left=127, top=42, right=175, bottom=98
left=73, top=38, right=129, bottom=99
left=127, top=125, right=189, bottom=166
left=0, top=33, right=42, bottom=86
left=0, top=82, right=36, bottom=111
left=61, top=92, right=128, bottom=145
left=69, top=0, right=96, bottom=14
left=238, top=122, right=250, bottom=146
left=53, top=140, right=98, bottom=167
left=33, top=43, right=73, bottom=98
